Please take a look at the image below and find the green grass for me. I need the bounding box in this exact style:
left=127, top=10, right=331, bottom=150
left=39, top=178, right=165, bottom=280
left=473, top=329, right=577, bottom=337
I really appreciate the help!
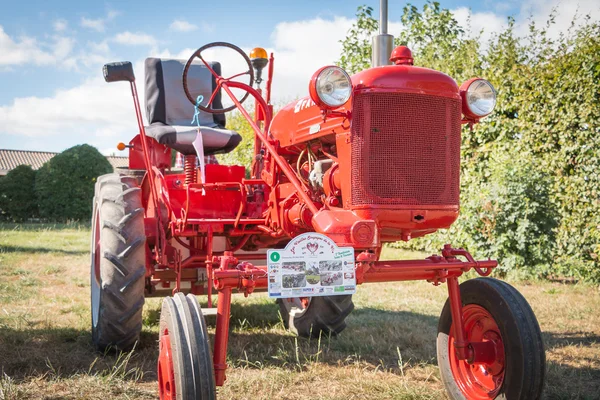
left=0, top=224, right=599, bottom=399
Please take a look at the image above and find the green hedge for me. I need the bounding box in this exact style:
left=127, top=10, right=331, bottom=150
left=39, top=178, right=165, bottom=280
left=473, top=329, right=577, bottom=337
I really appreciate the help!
left=0, top=165, right=39, bottom=222
left=338, top=3, right=600, bottom=282
left=35, top=144, right=113, bottom=222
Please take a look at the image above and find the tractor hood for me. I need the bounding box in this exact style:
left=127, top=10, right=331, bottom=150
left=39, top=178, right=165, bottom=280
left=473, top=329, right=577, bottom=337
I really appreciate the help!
left=351, top=64, right=459, bottom=99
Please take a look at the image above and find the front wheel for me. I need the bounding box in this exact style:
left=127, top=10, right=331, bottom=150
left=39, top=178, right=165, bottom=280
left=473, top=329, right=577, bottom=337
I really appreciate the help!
left=158, top=293, right=216, bottom=400
left=437, top=278, right=545, bottom=400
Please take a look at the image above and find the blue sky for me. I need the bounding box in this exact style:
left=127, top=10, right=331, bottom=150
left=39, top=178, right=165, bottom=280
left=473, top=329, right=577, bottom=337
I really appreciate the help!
left=0, top=0, right=595, bottom=154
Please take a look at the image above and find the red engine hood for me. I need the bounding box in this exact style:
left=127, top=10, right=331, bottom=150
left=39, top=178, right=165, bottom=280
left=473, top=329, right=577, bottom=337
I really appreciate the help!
left=351, top=64, right=459, bottom=98
left=270, top=64, right=460, bottom=146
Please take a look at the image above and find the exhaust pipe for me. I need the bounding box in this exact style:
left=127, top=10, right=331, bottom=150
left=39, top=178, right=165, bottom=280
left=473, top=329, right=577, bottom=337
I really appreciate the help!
left=371, top=0, right=394, bottom=67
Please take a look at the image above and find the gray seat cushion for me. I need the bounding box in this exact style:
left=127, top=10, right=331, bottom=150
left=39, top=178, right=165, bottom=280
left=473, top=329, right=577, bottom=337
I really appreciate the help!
left=145, top=123, right=242, bottom=155
left=144, top=57, right=241, bottom=155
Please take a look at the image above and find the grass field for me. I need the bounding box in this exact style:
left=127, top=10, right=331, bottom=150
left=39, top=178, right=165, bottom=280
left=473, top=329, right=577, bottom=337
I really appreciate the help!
left=1, top=224, right=599, bottom=399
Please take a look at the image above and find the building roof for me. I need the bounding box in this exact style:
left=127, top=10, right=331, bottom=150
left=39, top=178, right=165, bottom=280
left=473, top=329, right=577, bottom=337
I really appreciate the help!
left=0, top=149, right=129, bottom=176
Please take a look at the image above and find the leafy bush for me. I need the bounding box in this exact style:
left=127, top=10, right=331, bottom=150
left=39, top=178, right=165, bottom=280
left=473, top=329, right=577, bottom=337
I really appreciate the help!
left=218, top=111, right=256, bottom=170
left=0, top=165, right=39, bottom=221
left=339, top=3, right=600, bottom=281
left=414, top=149, right=558, bottom=278
left=35, top=145, right=113, bottom=222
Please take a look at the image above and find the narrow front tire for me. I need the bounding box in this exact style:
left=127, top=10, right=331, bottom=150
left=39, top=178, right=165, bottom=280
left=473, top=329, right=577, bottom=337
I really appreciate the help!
left=437, top=278, right=545, bottom=399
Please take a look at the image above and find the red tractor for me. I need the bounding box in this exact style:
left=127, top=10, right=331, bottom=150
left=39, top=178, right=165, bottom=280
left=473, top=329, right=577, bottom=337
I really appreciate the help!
left=92, top=5, right=545, bottom=399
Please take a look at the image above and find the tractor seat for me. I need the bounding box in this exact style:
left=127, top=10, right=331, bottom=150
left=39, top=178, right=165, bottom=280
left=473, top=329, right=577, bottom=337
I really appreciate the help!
left=144, top=58, right=242, bottom=156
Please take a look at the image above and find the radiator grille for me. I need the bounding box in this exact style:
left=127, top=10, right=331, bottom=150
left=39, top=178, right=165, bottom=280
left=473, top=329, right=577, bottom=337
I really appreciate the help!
left=351, top=92, right=461, bottom=206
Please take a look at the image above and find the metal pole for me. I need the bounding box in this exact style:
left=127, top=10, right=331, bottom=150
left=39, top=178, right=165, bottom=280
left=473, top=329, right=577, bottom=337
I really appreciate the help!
left=371, top=0, right=394, bottom=67
left=380, top=0, right=388, bottom=34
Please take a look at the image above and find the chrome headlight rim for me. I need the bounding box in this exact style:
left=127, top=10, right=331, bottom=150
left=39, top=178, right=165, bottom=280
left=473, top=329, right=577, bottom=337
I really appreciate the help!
left=460, top=78, right=497, bottom=120
left=309, top=66, right=352, bottom=110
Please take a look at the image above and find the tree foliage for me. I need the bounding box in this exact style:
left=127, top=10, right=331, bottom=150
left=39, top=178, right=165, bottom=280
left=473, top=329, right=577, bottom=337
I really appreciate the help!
left=35, top=144, right=113, bottom=222
left=338, top=5, right=379, bottom=74
left=0, top=165, right=39, bottom=221
left=217, top=111, right=256, bottom=171
left=339, top=2, right=600, bottom=282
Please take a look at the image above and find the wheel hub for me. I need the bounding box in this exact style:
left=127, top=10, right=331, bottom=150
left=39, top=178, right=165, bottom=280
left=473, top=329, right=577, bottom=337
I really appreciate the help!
left=449, top=304, right=505, bottom=399
left=158, top=330, right=176, bottom=400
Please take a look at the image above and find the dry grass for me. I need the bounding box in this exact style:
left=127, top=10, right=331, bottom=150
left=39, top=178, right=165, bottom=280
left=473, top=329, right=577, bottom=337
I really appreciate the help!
left=0, top=224, right=599, bottom=399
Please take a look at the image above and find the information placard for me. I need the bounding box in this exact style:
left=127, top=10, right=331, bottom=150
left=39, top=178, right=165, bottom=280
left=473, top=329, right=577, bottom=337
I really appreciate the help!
left=267, top=233, right=356, bottom=298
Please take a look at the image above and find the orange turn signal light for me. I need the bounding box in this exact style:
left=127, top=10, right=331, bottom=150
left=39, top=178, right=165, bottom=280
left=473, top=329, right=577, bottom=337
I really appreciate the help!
left=117, top=142, right=127, bottom=151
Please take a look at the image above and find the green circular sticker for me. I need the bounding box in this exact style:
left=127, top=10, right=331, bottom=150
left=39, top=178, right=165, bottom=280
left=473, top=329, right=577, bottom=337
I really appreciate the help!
left=270, top=252, right=280, bottom=262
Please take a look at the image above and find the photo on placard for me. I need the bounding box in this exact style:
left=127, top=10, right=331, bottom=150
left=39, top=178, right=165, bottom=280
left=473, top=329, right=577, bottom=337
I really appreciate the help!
left=282, top=273, right=307, bottom=288
left=319, top=260, right=342, bottom=272
left=305, top=262, right=320, bottom=284
left=320, top=271, right=343, bottom=286
left=282, top=261, right=306, bottom=273
left=306, top=274, right=320, bottom=285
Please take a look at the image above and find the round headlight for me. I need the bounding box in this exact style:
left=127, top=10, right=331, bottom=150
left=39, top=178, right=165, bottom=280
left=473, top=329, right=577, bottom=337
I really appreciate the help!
left=460, top=78, right=496, bottom=119
left=309, top=66, right=352, bottom=109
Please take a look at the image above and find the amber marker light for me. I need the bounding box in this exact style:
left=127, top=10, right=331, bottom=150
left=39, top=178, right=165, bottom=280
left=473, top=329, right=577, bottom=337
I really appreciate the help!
left=117, top=142, right=127, bottom=151
left=250, top=47, right=269, bottom=86
left=249, top=47, right=268, bottom=60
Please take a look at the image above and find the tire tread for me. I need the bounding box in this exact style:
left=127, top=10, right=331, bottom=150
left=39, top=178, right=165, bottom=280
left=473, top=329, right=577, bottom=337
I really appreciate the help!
left=91, top=173, right=146, bottom=352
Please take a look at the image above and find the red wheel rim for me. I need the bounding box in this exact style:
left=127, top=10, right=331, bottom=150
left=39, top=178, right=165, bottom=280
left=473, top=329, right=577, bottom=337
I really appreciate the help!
left=158, top=330, right=176, bottom=400
left=449, top=305, right=505, bottom=399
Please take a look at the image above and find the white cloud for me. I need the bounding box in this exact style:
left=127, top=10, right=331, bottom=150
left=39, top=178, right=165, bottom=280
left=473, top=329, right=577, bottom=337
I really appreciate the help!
left=53, top=19, right=68, bottom=32
left=90, top=40, right=110, bottom=54
left=0, top=26, right=76, bottom=67
left=80, top=10, right=120, bottom=33
left=114, top=31, right=156, bottom=46
left=452, top=7, right=507, bottom=45
left=201, top=23, right=216, bottom=33
left=80, top=17, right=106, bottom=32
left=107, top=10, right=120, bottom=20
left=517, top=0, right=600, bottom=38
left=0, top=74, right=139, bottom=150
left=53, top=36, right=75, bottom=59
left=169, top=19, right=215, bottom=34
left=453, top=0, right=600, bottom=46
left=269, top=17, right=354, bottom=101
left=170, top=20, right=198, bottom=32
left=0, top=27, right=54, bottom=66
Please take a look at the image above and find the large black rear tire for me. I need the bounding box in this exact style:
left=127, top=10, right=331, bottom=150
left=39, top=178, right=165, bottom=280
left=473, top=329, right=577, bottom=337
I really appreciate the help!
left=91, top=173, right=146, bottom=351
left=437, top=278, right=545, bottom=399
left=277, top=295, right=354, bottom=338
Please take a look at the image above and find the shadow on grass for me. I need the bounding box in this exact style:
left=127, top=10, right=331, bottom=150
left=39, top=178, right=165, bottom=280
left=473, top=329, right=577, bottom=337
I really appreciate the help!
left=0, top=244, right=88, bottom=255
left=2, top=306, right=599, bottom=398
left=0, top=326, right=159, bottom=384
left=0, top=303, right=439, bottom=385
left=543, top=331, right=600, bottom=398
left=544, top=331, right=600, bottom=348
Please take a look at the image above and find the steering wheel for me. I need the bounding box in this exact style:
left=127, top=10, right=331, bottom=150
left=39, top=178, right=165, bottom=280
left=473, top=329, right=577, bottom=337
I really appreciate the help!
left=182, top=42, right=255, bottom=114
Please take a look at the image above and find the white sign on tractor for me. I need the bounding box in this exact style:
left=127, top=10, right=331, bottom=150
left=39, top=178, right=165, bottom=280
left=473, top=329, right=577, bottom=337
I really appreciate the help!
left=267, top=233, right=356, bottom=298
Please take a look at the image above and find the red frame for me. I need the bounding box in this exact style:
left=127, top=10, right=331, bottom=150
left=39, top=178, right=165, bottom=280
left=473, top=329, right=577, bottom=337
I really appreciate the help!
left=117, top=45, right=500, bottom=389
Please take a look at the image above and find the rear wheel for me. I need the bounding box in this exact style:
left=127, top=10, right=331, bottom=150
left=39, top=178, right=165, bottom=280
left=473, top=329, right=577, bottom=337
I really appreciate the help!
left=91, top=174, right=146, bottom=351
left=277, top=295, right=354, bottom=338
left=437, top=278, right=545, bottom=399
left=158, top=293, right=216, bottom=400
